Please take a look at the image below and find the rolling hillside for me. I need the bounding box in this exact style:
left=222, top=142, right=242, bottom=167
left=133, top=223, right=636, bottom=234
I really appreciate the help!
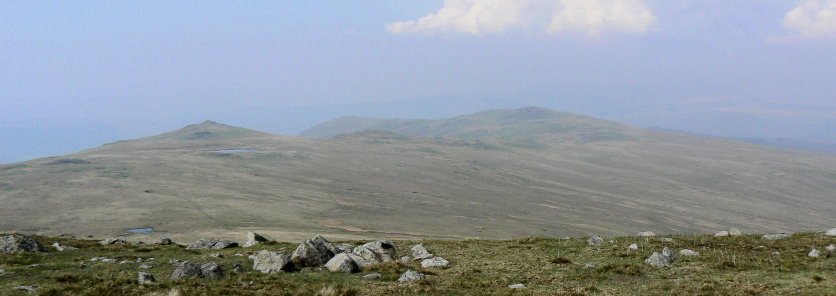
left=2, top=108, right=835, bottom=243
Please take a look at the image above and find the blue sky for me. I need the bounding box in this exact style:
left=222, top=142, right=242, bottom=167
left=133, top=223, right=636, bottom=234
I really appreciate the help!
left=1, top=1, right=836, bottom=162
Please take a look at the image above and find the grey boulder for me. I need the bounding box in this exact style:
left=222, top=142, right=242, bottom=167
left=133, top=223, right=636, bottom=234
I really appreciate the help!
left=762, top=233, right=792, bottom=240
left=398, top=270, right=426, bottom=282
left=291, top=235, right=335, bottom=267
left=243, top=232, right=269, bottom=248
left=252, top=250, right=294, bottom=273
left=587, top=236, right=604, bottom=246
left=645, top=247, right=678, bottom=267
left=171, top=261, right=225, bottom=280
left=324, top=253, right=358, bottom=273
left=138, top=272, right=156, bottom=284
left=421, top=257, right=450, bottom=268
left=349, top=240, right=397, bottom=268
left=411, top=244, right=433, bottom=260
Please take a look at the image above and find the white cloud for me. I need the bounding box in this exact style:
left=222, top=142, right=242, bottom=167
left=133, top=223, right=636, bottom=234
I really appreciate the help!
left=386, top=0, right=656, bottom=36
left=547, top=0, right=657, bottom=35
left=782, top=0, right=836, bottom=38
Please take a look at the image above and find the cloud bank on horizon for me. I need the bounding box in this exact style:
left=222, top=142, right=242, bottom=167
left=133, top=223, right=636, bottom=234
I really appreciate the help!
left=388, top=0, right=836, bottom=39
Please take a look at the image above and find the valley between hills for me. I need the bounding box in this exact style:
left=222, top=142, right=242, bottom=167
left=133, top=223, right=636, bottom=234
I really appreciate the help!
left=1, top=107, right=835, bottom=243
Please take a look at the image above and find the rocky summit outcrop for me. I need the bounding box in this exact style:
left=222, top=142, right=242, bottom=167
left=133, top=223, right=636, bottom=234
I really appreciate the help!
left=185, top=238, right=238, bottom=250
left=291, top=235, right=336, bottom=267
left=349, top=240, right=397, bottom=268
left=324, top=253, right=358, bottom=273
left=243, top=232, right=268, bottom=248
left=1, top=234, right=46, bottom=253
left=171, top=261, right=225, bottom=280
left=645, top=247, right=678, bottom=267
left=252, top=250, right=294, bottom=273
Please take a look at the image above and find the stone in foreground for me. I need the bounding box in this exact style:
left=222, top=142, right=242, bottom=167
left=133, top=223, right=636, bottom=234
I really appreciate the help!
left=508, top=283, right=526, bottom=289
left=199, top=262, right=225, bottom=279
left=645, top=247, right=677, bottom=267
left=252, top=250, right=294, bottom=273
left=171, top=262, right=202, bottom=280
left=398, top=270, right=426, bottom=282
left=350, top=240, right=397, bottom=268
left=808, top=249, right=820, bottom=258
left=411, top=244, right=433, bottom=260
left=324, top=253, right=358, bottom=273
left=243, top=232, right=269, bottom=248
left=291, top=235, right=335, bottom=267
left=1, top=234, right=46, bottom=253
left=587, top=236, right=604, bottom=246
left=421, top=257, right=450, bottom=268
left=762, top=233, right=792, bottom=240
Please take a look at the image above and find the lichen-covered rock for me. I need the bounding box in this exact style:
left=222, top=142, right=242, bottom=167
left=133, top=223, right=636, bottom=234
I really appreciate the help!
left=291, top=235, right=335, bottom=267
left=679, top=249, right=700, bottom=257
left=398, top=270, right=426, bottom=282
left=252, top=250, right=294, bottom=273
left=421, top=257, right=449, bottom=268
left=808, top=249, right=820, bottom=258
left=0, top=235, right=45, bottom=253
left=138, top=272, right=156, bottom=284
left=324, top=253, right=358, bottom=273
left=186, top=238, right=238, bottom=250
left=715, top=231, right=729, bottom=237
left=243, top=232, right=269, bottom=248
left=628, top=244, right=638, bottom=250
left=349, top=240, right=397, bottom=268
left=326, top=242, right=355, bottom=255
left=411, top=244, right=433, bottom=260
left=729, top=228, right=742, bottom=236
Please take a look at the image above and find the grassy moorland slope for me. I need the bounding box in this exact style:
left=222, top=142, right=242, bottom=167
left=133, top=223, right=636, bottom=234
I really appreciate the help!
left=1, top=108, right=836, bottom=243
left=1, top=232, right=835, bottom=295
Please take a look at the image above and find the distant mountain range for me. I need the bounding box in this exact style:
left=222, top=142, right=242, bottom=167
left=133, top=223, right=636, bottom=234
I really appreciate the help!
left=2, top=107, right=835, bottom=242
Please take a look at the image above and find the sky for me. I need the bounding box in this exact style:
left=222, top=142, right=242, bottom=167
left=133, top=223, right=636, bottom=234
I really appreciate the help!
left=1, top=1, right=836, bottom=163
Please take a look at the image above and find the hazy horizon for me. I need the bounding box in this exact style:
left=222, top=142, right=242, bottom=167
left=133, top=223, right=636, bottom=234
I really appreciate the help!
left=2, top=1, right=835, bottom=163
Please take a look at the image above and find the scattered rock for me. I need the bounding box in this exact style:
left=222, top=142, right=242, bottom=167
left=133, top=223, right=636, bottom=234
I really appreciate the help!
left=363, top=273, right=382, bottom=280
left=291, top=235, right=335, bottom=267
left=13, top=286, right=39, bottom=292
left=0, top=269, right=4, bottom=274
left=508, top=283, right=526, bottom=289
left=637, top=231, right=656, bottom=237
left=827, top=244, right=835, bottom=251
left=138, top=272, right=156, bottom=284
left=587, top=236, right=604, bottom=246
left=645, top=247, right=677, bottom=267
left=660, top=238, right=674, bottom=242
left=243, top=232, right=269, bottom=248
left=252, top=250, right=294, bottom=273
left=399, top=256, right=412, bottom=264
left=324, top=253, right=358, bottom=273
left=411, top=244, right=433, bottom=260
left=171, top=262, right=202, bottom=280
left=209, top=253, right=224, bottom=258
left=826, top=228, right=836, bottom=236
left=101, top=259, right=118, bottom=264
left=715, top=231, right=729, bottom=237
left=1, top=234, right=46, bottom=253
left=772, top=252, right=781, bottom=255
left=584, top=263, right=596, bottom=268
left=628, top=244, right=638, bottom=250
left=99, top=238, right=126, bottom=245
left=139, top=263, right=153, bottom=269
left=762, top=233, right=792, bottom=240
left=398, top=270, right=426, bottom=282
left=729, top=228, right=742, bottom=236
left=679, top=249, right=700, bottom=257
left=421, top=257, right=450, bottom=268
left=186, top=238, right=238, bottom=250
left=199, top=262, right=225, bottom=279
left=809, top=249, right=820, bottom=258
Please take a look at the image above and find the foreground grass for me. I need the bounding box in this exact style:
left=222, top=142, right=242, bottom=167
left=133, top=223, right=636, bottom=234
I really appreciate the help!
left=1, top=232, right=835, bottom=295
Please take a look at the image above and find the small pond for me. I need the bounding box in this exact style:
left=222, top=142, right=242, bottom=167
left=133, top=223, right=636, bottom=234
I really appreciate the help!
left=214, top=149, right=259, bottom=154
left=126, top=227, right=155, bottom=234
